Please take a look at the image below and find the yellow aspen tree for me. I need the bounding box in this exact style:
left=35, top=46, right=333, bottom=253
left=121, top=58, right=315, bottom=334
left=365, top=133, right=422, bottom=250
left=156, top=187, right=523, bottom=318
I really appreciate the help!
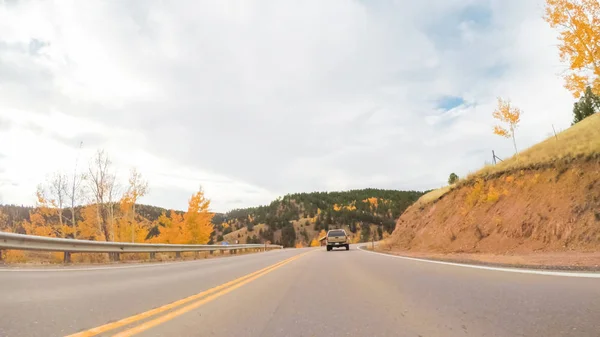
left=46, top=172, right=68, bottom=237
left=492, top=97, right=522, bottom=156
left=115, top=193, right=134, bottom=242
left=87, top=149, right=116, bottom=241
left=22, top=187, right=58, bottom=237
left=124, top=168, right=148, bottom=243
left=77, top=204, right=104, bottom=241
left=184, top=189, right=214, bottom=244
left=153, top=210, right=186, bottom=244
left=544, top=0, right=600, bottom=97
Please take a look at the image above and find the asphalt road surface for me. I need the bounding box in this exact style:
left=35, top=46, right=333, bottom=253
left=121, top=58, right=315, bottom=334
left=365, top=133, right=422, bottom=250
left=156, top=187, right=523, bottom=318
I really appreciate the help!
left=1, top=246, right=599, bottom=337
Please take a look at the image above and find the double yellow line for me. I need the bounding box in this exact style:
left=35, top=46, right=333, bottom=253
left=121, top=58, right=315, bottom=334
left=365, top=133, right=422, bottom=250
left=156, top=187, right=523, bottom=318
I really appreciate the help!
left=66, top=251, right=309, bottom=337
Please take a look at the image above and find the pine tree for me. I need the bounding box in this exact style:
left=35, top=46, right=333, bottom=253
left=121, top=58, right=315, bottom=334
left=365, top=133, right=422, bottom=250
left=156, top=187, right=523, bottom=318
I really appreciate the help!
left=572, top=86, right=600, bottom=124
left=448, top=173, right=459, bottom=185
left=360, top=224, right=371, bottom=243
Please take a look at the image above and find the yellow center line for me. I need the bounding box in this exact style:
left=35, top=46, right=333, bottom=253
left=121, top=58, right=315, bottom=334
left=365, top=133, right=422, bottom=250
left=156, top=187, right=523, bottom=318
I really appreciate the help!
left=113, top=251, right=309, bottom=337
left=65, top=251, right=310, bottom=337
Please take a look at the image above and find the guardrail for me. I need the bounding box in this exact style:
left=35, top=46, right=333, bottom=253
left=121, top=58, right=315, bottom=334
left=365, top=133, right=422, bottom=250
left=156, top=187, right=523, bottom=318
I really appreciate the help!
left=0, top=232, right=283, bottom=263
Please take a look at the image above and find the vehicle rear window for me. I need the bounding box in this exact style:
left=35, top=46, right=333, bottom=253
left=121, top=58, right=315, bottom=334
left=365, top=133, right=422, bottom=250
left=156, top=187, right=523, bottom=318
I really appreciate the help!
left=328, top=230, right=345, bottom=237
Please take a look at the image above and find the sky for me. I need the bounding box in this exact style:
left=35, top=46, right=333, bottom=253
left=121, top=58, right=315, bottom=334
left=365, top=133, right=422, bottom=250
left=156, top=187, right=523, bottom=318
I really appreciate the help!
left=0, top=0, right=574, bottom=212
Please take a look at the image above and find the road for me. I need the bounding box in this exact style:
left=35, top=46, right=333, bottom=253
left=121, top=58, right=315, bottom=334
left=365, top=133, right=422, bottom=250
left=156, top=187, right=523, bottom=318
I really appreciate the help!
left=1, top=246, right=599, bottom=337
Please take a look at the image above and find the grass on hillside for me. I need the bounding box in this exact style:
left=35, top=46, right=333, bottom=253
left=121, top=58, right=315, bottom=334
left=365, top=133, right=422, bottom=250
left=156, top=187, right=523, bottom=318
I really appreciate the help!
left=413, top=185, right=454, bottom=208
left=417, top=113, right=600, bottom=206
left=473, top=113, right=600, bottom=179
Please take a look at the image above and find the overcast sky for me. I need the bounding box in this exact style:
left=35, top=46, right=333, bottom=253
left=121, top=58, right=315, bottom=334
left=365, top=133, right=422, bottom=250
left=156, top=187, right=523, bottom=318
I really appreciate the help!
left=0, top=0, right=573, bottom=212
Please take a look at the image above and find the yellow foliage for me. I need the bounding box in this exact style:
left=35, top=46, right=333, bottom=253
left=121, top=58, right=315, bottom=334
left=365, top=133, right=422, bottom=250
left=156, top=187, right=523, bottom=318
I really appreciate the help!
left=22, top=188, right=62, bottom=237
left=310, top=238, right=320, bottom=247
left=114, top=217, right=148, bottom=243
left=492, top=97, right=522, bottom=154
left=465, top=178, right=485, bottom=209
left=544, top=0, right=600, bottom=98
left=333, top=202, right=357, bottom=212
left=184, top=189, right=214, bottom=244
left=318, top=229, right=327, bottom=240
left=22, top=212, right=55, bottom=237
left=295, top=242, right=304, bottom=248
left=505, top=176, right=514, bottom=183
left=486, top=185, right=500, bottom=203
left=153, top=189, right=213, bottom=244
left=363, top=197, right=379, bottom=208
left=4, top=250, right=27, bottom=263
left=152, top=210, right=185, bottom=244
left=77, top=204, right=104, bottom=241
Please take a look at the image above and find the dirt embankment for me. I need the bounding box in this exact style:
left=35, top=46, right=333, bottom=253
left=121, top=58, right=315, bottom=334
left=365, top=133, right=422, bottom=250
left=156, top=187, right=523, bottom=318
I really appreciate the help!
left=387, top=160, right=600, bottom=261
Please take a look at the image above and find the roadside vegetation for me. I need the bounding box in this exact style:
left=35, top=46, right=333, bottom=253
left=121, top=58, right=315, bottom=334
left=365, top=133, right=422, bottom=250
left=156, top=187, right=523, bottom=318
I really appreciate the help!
left=0, top=149, right=214, bottom=263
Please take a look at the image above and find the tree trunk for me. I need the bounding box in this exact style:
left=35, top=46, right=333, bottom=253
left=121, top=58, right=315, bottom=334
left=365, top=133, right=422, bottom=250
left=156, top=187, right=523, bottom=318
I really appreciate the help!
left=58, top=208, right=64, bottom=238
left=131, top=203, right=136, bottom=243
left=511, top=127, right=518, bottom=156
left=108, top=202, right=115, bottom=241
left=100, top=206, right=111, bottom=242
left=71, top=204, right=77, bottom=239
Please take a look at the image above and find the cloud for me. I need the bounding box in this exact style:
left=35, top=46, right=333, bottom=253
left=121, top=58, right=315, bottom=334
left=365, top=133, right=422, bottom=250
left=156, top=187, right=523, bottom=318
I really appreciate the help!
left=0, top=0, right=574, bottom=211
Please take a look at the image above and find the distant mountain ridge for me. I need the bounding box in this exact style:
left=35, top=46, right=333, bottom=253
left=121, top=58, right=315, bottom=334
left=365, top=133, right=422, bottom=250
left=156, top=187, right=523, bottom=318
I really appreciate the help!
left=0, top=188, right=425, bottom=247
left=211, top=188, right=425, bottom=247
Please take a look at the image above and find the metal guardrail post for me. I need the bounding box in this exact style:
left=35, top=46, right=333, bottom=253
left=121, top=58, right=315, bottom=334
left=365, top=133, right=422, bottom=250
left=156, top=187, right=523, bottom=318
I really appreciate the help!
left=64, top=252, right=72, bottom=263
left=175, top=252, right=181, bottom=259
left=0, top=249, right=3, bottom=262
left=150, top=252, right=156, bottom=260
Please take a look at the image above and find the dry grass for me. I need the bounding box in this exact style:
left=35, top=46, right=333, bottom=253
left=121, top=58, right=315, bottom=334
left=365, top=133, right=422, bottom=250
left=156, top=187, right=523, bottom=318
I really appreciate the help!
left=417, top=114, right=600, bottom=207
left=414, top=185, right=455, bottom=207
left=473, top=113, right=600, bottom=179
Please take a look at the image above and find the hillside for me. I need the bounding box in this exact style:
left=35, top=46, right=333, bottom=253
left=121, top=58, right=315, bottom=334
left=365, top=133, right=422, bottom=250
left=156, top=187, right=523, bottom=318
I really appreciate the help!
left=1, top=189, right=424, bottom=248
left=211, top=189, right=424, bottom=247
left=386, top=114, right=600, bottom=261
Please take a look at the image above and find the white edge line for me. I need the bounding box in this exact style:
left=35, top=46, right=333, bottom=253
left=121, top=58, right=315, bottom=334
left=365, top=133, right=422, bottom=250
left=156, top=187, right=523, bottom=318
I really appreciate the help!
left=357, top=246, right=600, bottom=278
left=0, top=249, right=285, bottom=272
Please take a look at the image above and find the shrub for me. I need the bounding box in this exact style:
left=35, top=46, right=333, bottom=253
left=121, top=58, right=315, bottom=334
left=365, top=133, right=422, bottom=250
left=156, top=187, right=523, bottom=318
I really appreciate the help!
left=448, top=173, right=459, bottom=185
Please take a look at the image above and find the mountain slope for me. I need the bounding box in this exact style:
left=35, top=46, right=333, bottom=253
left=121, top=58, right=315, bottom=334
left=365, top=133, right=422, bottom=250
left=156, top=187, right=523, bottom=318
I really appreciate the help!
left=388, top=113, right=600, bottom=255
left=212, top=189, right=424, bottom=247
